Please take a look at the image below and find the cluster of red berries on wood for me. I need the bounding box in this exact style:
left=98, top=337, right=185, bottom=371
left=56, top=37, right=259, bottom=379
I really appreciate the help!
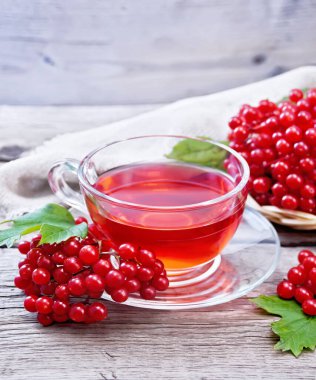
left=14, top=217, right=169, bottom=326
left=277, top=249, right=316, bottom=316
left=228, top=88, right=316, bottom=214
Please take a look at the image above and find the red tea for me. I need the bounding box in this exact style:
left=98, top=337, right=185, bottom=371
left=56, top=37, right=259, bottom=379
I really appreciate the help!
left=85, top=162, right=244, bottom=270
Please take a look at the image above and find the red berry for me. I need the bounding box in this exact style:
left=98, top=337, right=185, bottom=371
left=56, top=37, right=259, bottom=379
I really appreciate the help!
left=272, top=161, right=289, bottom=177
left=55, top=284, right=70, bottom=301
left=153, top=260, right=165, bottom=275
left=125, top=278, right=141, bottom=293
left=275, top=139, right=292, bottom=155
left=303, top=256, right=316, bottom=272
left=294, top=287, right=313, bottom=304
left=53, top=300, right=69, bottom=315
left=67, top=277, right=87, bottom=296
left=300, top=198, right=315, bottom=213
left=120, top=261, right=137, bottom=279
left=152, top=276, right=169, bottom=291
left=40, top=281, right=56, bottom=296
left=36, top=296, right=53, bottom=314
left=32, top=268, right=50, bottom=285
left=299, top=158, right=315, bottom=173
left=287, top=266, right=306, bottom=285
left=277, top=280, right=295, bottom=299
left=18, top=259, right=29, bottom=268
left=289, top=89, right=303, bottom=103
left=37, top=313, right=54, bottom=326
left=137, top=267, right=154, bottom=282
left=69, top=303, right=86, bottom=322
left=24, top=295, right=38, bottom=312
left=19, top=264, right=33, bottom=280
left=250, top=149, right=265, bottom=165
left=79, top=245, right=99, bottom=265
left=298, top=249, right=314, bottom=264
left=85, top=274, right=105, bottom=293
left=118, top=243, right=137, bottom=260
left=37, top=255, right=55, bottom=271
left=136, top=249, right=156, bottom=267
left=63, top=257, right=83, bottom=274
left=293, top=141, right=309, bottom=157
left=228, top=116, right=242, bottom=129
left=105, top=270, right=125, bottom=289
left=281, top=195, right=298, bottom=210
left=87, top=302, right=108, bottom=322
left=296, top=110, right=312, bottom=126
left=306, top=280, right=316, bottom=295
left=308, top=268, right=316, bottom=286
left=284, top=126, right=302, bottom=142
left=140, top=286, right=156, bottom=300
left=63, top=238, right=81, bottom=257
left=27, top=248, right=42, bottom=265
left=111, top=287, right=129, bottom=303
left=30, top=234, right=42, bottom=249
left=53, top=267, right=71, bottom=284
left=252, top=177, right=271, bottom=194
left=18, top=241, right=31, bottom=255
left=52, top=251, right=66, bottom=264
left=92, top=258, right=111, bottom=277
left=300, top=184, right=316, bottom=199
left=271, top=183, right=286, bottom=198
left=233, top=127, right=248, bottom=143
left=286, top=174, right=303, bottom=190
left=280, top=112, right=295, bottom=128
left=302, top=299, right=316, bottom=316
left=304, top=128, right=316, bottom=145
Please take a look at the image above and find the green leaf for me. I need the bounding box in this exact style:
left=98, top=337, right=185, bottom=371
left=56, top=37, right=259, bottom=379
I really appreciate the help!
left=252, top=295, right=316, bottom=357
left=40, top=222, right=88, bottom=245
left=14, top=203, right=74, bottom=228
left=0, top=226, right=25, bottom=248
left=166, top=138, right=228, bottom=168
left=0, top=203, right=87, bottom=247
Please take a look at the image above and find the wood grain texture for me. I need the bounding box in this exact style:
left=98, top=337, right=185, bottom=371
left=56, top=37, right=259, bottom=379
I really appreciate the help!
left=1, top=244, right=316, bottom=380
left=0, top=0, right=316, bottom=105
left=0, top=104, right=157, bottom=158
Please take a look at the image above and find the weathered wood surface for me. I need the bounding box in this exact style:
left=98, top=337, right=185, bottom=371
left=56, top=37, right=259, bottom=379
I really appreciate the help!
left=0, top=0, right=316, bottom=105
left=1, top=245, right=315, bottom=380
left=0, top=105, right=157, bottom=159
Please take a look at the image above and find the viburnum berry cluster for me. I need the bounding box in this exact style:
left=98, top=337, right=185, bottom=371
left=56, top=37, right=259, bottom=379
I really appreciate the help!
left=14, top=217, right=169, bottom=326
left=228, top=88, right=316, bottom=214
left=277, top=249, right=316, bottom=316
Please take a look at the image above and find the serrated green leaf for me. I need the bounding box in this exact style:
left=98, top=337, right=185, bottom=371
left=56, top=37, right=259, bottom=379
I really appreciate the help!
left=40, top=222, right=88, bottom=244
left=0, top=203, right=87, bottom=247
left=166, top=138, right=228, bottom=168
left=252, top=295, right=316, bottom=357
left=0, top=226, right=25, bottom=247
left=14, top=203, right=74, bottom=228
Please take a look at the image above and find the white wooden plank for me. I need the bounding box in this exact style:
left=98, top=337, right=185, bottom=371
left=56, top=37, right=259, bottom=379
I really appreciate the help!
left=0, top=0, right=315, bottom=104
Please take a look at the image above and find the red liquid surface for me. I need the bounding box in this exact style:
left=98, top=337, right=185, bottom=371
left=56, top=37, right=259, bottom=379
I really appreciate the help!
left=85, top=162, right=245, bottom=270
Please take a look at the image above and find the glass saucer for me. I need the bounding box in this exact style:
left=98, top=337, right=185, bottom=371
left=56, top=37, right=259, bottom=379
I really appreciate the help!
left=101, top=207, right=280, bottom=310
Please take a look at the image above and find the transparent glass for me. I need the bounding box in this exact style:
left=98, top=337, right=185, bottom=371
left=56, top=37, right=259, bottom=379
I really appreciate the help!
left=48, top=135, right=250, bottom=285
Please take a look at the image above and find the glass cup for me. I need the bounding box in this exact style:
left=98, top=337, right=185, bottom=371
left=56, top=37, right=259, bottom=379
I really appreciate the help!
left=48, top=135, right=249, bottom=285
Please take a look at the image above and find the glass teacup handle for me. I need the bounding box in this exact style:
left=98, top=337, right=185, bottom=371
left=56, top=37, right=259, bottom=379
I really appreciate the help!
left=48, top=159, right=86, bottom=213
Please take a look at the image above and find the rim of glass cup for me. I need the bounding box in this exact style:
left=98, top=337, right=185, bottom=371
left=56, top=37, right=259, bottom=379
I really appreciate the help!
left=78, top=135, right=250, bottom=211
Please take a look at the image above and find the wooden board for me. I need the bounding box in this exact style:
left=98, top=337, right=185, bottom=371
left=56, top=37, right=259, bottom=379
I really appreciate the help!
left=0, top=1, right=315, bottom=105
left=1, top=245, right=315, bottom=380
